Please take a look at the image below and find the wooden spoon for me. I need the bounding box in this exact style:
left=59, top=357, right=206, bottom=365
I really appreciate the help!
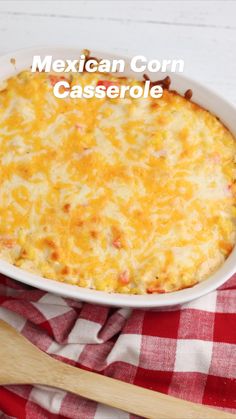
left=0, top=320, right=235, bottom=419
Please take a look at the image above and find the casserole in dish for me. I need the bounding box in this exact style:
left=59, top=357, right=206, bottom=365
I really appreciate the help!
left=0, top=47, right=235, bottom=307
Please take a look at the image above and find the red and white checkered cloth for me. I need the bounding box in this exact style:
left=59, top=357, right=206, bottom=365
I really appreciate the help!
left=0, top=273, right=236, bottom=419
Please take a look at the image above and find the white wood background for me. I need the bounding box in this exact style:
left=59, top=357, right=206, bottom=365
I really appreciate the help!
left=0, top=0, right=235, bottom=104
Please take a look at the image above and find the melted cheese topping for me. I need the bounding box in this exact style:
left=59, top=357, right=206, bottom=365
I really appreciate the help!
left=0, top=70, right=235, bottom=294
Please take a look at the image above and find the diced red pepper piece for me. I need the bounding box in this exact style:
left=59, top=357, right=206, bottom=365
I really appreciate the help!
left=112, top=238, right=122, bottom=249
left=0, top=237, right=15, bottom=248
left=75, top=123, right=84, bottom=133
left=147, top=287, right=166, bottom=294
left=118, top=270, right=130, bottom=285
left=49, top=75, right=68, bottom=87
left=97, top=80, right=119, bottom=90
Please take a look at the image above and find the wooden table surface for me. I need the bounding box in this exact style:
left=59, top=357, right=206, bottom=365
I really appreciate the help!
left=0, top=1, right=235, bottom=103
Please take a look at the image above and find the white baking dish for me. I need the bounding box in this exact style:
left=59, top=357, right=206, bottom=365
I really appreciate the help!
left=0, top=47, right=235, bottom=308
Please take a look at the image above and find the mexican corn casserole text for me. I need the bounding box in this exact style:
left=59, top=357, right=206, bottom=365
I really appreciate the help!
left=0, top=70, right=235, bottom=294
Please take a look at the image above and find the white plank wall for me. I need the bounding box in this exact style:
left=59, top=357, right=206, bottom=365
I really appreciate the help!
left=0, top=1, right=235, bottom=103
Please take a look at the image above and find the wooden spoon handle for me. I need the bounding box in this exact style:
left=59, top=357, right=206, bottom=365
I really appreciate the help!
left=32, top=357, right=235, bottom=419
left=0, top=320, right=235, bottom=419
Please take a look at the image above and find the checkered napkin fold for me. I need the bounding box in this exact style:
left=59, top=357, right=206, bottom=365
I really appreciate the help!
left=0, top=273, right=235, bottom=419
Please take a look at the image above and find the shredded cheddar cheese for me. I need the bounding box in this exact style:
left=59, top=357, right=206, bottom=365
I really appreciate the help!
left=0, top=70, right=235, bottom=294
